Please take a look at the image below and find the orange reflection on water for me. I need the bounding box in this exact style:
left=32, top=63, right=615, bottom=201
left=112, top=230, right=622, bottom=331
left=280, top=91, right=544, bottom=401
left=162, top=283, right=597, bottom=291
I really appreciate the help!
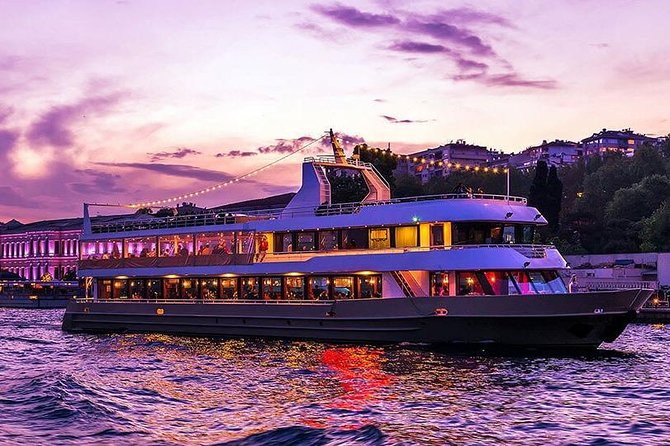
left=321, top=346, right=393, bottom=411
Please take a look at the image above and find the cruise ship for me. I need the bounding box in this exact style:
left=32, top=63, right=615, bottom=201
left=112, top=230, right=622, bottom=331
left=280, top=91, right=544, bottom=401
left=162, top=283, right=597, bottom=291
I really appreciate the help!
left=62, top=133, right=652, bottom=349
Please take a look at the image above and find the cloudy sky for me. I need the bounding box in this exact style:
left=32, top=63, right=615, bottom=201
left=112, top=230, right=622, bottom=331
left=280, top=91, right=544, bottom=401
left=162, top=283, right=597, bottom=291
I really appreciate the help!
left=1, top=0, right=669, bottom=222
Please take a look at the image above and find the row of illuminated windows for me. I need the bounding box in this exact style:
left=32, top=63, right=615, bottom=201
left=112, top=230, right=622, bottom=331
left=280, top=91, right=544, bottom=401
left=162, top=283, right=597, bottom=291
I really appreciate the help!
left=273, top=225, right=433, bottom=252
left=81, top=221, right=540, bottom=261
left=81, top=232, right=255, bottom=260
left=97, top=274, right=382, bottom=301
left=80, top=225, right=437, bottom=260
left=437, top=270, right=567, bottom=296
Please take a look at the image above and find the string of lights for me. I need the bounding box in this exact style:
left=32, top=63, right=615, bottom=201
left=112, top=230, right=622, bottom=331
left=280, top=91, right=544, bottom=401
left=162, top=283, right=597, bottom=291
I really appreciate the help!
left=127, top=134, right=328, bottom=209
left=356, top=144, right=510, bottom=174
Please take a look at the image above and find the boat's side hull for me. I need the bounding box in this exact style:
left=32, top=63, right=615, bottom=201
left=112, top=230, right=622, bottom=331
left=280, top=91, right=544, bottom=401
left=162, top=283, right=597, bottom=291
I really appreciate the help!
left=61, top=289, right=652, bottom=349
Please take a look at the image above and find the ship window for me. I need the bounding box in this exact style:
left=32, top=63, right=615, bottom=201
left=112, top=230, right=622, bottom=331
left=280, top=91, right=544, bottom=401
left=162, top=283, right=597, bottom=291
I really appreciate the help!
left=526, top=271, right=566, bottom=294
left=112, top=279, right=129, bottom=299
left=480, top=271, right=509, bottom=295
left=129, top=279, right=145, bottom=299
left=196, top=232, right=234, bottom=256
left=241, top=277, right=259, bottom=300
left=369, top=228, right=390, bottom=249
left=318, top=231, right=338, bottom=251
left=503, top=225, right=515, bottom=243
left=159, top=235, right=194, bottom=257
left=456, top=272, right=485, bottom=296
left=284, top=276, right=305, bottom=300
left=333, top=276, right=354, bottom=299
left=164, top=278, right=180, bottom=300
left=220, top=278, right=238, bottom=299
left=508, top=271, right=533, bottom=295
left=99, top=279, right=112, bottom=299
left=261, top=277, right=282, bottom=300
left=308, top=276, right=330, bottom=300
left=237, top=232, right=256, bottom=255
left=124, top=237, right=157, bottom=258
left=395, top=226, right=418, bottom=248
left=81, top=240, right=122, bottom=260
left=341, top=229, right=368, bottom=249
left=430, top=224, right=444, bottom=246
left=518, top=225, right=535, bottom=244
left=542, top=271, right=567, bottom=293
left=357, top=275, right=381, bottom=298
left=295, top=232, right=316, bottom=252
left=146, top=279, right=161, bottom=299
left=279, top=233, right=293, bottom=252
left=430, top=272, right=450, bottom=296
left=200, top=278, right=219, bottom=299
left=181, top=278, right=198, bottom=299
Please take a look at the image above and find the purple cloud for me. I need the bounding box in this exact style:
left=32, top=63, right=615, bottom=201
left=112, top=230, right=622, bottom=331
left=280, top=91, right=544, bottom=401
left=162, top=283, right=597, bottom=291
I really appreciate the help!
left=294, top=22, right=341, bottom=42
left=0, top=186, right=40, bottom=208
left=215, top=150, right=258, bottom=158
left=388, top=40, right=488, bottom=73
left=0, top=106, right=12, bottom=124
left=312, top=4, right=400, bottom=27
left=26, top=92, right=126, bottom=148
left=404, top=19, right=495, bottom=56
left=434, top=8, right=512, bottom=28
left=381, top=115, right=430, bottom=124
left=454, top=72, right=557, bottom=90
left=148, top=147, right=202, bottom=162
left=0, top=129, right=19, bottom=157
left=388, top=41, right=447, bottom=54
left=96, top=162, right=234, bottom=183
left=69, top=169, right=127, bottom=195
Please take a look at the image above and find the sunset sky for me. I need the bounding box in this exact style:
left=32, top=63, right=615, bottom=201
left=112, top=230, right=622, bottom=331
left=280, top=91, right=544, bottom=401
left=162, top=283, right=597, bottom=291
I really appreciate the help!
left=1, top=0, right=669, bottom=222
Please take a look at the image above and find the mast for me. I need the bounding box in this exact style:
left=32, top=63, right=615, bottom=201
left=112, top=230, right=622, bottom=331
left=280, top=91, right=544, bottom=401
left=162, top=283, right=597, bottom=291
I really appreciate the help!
left=329, top=128, right=348, bottom=165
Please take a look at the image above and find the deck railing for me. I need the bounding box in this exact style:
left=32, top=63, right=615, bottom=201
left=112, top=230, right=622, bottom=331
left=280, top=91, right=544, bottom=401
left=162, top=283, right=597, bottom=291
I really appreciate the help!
left=91, top=193, right=528, bottom=234
left=79, top=244, right=555, bottom=270
left=73, top=297, right=356, bottom=304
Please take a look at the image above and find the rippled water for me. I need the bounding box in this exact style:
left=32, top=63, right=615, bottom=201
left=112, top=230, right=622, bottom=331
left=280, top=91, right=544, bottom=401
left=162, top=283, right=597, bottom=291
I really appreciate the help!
left=1, top=309, right=669, bottom=445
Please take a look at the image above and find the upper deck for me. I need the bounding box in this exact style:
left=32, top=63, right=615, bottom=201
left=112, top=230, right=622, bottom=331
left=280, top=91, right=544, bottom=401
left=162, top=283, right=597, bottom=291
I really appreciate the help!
left=87, top=192, right=531, bottom=237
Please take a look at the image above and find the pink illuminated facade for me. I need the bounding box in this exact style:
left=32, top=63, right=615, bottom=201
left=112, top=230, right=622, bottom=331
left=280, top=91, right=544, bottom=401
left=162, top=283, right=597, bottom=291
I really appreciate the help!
left=0, top=218, right=82, bottom=281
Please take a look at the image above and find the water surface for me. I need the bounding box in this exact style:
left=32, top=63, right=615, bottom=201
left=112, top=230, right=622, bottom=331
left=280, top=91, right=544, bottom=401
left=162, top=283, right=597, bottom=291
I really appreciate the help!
left=1, top=309, right=668, bottom=445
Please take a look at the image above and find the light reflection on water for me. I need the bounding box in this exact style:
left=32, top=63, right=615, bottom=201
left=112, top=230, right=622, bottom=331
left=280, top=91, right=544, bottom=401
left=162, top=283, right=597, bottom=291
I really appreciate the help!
left=0, top=308, right=669, bottom=445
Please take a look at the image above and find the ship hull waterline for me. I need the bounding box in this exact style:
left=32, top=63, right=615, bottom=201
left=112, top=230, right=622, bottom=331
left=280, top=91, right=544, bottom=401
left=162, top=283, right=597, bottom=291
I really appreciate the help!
left=61, top=289, right=652, bottom=349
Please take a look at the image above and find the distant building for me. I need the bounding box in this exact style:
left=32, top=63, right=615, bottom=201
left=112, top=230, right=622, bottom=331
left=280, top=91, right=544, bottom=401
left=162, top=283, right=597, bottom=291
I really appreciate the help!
left=564, top=252, right=670, bottom=291
left=581, top=128, right=657, bottom=157
left=395, top=140, right=495, bottom=183
left=0, top=217, right=84, bottom=281
left=508, top=140, right=583, bottom=171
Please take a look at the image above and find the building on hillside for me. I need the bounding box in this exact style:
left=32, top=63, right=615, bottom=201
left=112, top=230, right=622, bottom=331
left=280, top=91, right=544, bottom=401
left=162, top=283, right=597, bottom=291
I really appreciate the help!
left=395, top=140, right=495, bottom=183
left=504, top=140, right=582, bottom=171
left=581, top=128, right=657, bottom=157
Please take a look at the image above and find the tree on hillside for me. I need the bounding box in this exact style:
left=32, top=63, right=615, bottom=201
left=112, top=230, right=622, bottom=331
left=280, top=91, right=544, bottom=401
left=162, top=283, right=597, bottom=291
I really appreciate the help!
left=393, top=173, right=424, bottom=198
left=546, top=166, right=563, bottom=231
left=356, top=144, right=397, bottom=192
left=640, top=201, right=670, bottom=252
left=528, top=160, right=548, bottom=211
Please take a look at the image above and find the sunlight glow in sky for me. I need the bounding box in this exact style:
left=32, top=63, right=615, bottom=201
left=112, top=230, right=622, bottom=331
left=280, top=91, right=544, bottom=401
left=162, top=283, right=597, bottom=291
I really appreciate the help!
left=1, top=0, right=669, bottom=221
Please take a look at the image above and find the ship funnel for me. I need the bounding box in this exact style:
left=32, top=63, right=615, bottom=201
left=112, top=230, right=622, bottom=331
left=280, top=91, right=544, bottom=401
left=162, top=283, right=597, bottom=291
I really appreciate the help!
left=329, top=128, right=348, bottom=165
